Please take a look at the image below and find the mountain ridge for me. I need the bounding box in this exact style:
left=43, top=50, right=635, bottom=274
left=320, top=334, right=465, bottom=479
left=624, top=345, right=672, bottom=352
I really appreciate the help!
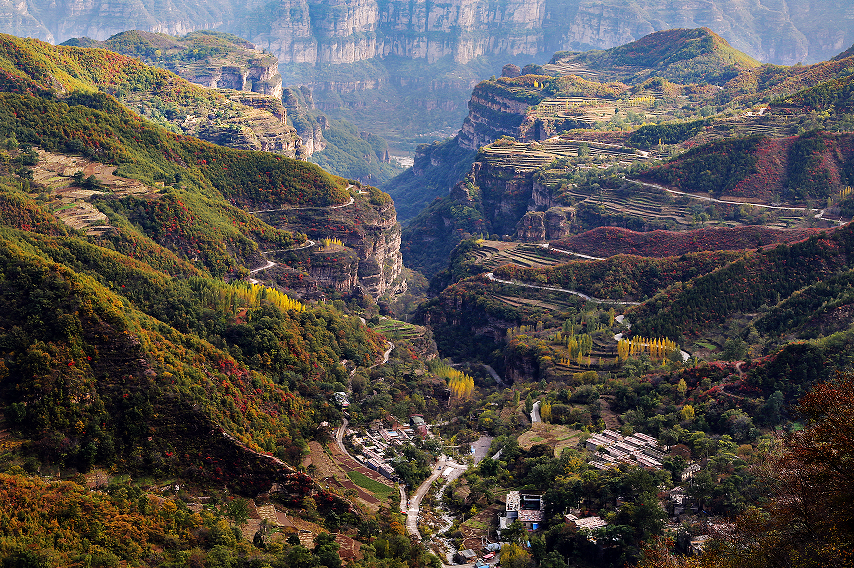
left=0, top=0, right=850, bottom=67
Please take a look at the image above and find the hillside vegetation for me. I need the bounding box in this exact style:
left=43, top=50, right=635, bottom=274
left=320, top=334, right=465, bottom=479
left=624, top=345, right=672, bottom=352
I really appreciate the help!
left=0, top=32, right=302, bottom=157
left=551, top=28, right=759, bottom=85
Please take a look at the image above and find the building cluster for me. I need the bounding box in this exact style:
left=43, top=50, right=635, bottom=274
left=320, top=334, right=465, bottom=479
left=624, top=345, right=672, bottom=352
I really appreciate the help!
left=564, top=513, right=608, bottom=533
left=585, top=430, right=666, bottom=470
left=499, top=491, right=544, bottom=532
left=333, top=391, right=350, bottom=408
left=345, top=416, right=431, bottom=481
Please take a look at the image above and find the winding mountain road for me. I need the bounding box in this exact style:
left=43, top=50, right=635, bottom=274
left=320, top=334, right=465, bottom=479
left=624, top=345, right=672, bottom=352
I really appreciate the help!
left=539, top=243, right=604, bottom=260
left=247, top=238, right=320, bottom=284
left=404, top=456, right=467, bottom=541
left=530, top=400, right=542, bottom=423
left=249, top=195, right=355, bottom=214
left=482, top=364, right=505, bottom=387
left=485, top=272, right=641, bottom=306
left=632, top=179, right=844, bottom=224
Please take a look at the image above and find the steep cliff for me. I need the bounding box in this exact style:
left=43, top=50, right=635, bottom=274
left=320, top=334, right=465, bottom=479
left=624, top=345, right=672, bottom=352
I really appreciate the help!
left=402, top=155, right=561, bottom=276
left=253, top=187, right=406, bottom=299
left=68, top=30, right=285, bottom=99
left=49, top=32, right=304, bottom=157
left=382, top=137, right=477, bottom=223
left=237, top=0, right=852, bottom=67
left=4, top=0, right=850, bottom=67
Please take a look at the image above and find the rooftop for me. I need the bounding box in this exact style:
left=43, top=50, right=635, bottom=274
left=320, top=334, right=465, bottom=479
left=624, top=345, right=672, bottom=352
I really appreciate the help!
left=518, top=510, right=544, bottom=522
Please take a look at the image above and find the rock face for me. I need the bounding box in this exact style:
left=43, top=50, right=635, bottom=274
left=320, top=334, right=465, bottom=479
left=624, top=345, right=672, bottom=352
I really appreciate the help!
left=283, top=88, right=327, bottom=157
left=515, top=208, right=574, bottom=242
left=458, top=88, right=532, bottom=151
left=81, top=30, right=285, bottom=102
left=5, top=0, right=851, bottom=67
left=260, top=192, right=406, bottom=299
left=239, top=0, right=853, bottom=67
left=402, top=154, right=571, bottom=275
left=175, top=58, right=283, bottom=99
left=66, top=31, right=300, bottom=157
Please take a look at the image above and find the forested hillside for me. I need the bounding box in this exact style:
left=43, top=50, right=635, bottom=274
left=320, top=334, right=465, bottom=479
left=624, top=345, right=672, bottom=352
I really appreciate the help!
left=0, top=33, right=303, bottom=157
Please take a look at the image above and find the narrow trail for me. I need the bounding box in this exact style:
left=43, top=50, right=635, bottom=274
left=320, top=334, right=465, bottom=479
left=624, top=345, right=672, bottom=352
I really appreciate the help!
left=246, top=183, right=356, bottom=282
left=539, top=243, right=605, bottom=260
left=249, top=195, right=355, bottom=214
left=485, top=272, right=641, bottom=306
left=632, top=179, right=845, bottom=225
left=247, top=238, right=320, bottom=284
left=249, top=184, right=356, bottom=214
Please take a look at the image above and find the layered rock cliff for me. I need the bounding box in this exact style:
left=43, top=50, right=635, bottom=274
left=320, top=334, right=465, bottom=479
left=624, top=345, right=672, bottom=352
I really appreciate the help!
left=255, top=189, right=406, bottom=299
left=61, top=31, right=302, bottom=157
left=458, top=82, right=538, bottom=150
left=237, top=0, right=852, bottom=67
left=5, top=0, right=851, bottom=67
left=402, top=155, right=568, bottom=276
left=68, top=30, right=284, bottom=99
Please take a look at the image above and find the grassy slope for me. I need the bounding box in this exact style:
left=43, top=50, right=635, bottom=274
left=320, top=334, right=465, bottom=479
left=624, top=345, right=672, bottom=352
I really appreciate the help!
left=553, top=28, right=759, bottom=85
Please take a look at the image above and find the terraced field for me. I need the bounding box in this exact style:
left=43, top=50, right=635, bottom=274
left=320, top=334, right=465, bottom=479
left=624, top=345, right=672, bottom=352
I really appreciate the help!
left=480, top=136, right=653, bottom=171
left=694, top=114, right=796, bottom=143
left=531, top=95, right=659, bottom=126
left=542, top=61, right=599, bottom=79
left=370, top=318, right=426, bottom=341
left=475, top=242, right=568, bottom=270
left=486, top=279, right=594, bottom=313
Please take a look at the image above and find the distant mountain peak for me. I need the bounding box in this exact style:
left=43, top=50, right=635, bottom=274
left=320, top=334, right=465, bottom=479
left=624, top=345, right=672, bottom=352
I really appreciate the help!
left=550, top=27, right=759, bottom=86
left=832, top=43, right=854, bottom=61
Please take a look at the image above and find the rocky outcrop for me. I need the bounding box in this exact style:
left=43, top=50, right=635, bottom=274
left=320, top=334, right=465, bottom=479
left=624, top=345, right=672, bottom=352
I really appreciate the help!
left=67, top=31, right=300, bottom=157
left=283, top=88, right=327, bottom=157
left=261, top=191, right=405, bottom=299
left=176, top=58, right=283, bottom=99
left=458, top=89, right=532, bottom=150
left=514, top=207, right=574, bottom=242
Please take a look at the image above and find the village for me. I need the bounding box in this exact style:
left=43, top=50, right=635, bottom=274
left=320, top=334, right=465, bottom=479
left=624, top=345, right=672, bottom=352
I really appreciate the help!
left=335, top=401, right=717, bottom=565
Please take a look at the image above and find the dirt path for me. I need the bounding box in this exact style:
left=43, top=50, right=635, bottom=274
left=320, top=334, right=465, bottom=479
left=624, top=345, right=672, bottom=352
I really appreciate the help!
left=247, top=240, right=317, bottom=284
left=249, top=185, right=356, bottom=214
left=598, top=396, right=621, bottom=430
left=541, top=243, right=605, bottom=260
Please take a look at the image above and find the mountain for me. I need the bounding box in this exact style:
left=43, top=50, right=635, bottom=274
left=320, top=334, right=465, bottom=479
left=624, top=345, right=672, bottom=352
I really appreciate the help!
left=386, top=29, right=766, bottom=229
left=550, top=28, right=760, bottom=86
left=0, top=0, right=850, bottom=149
left=62, top=31, right=407, bottom=185
left=0, top=29, right=425, bottom=505
left=63, top=29, right=284, bottom=98
left=642, top=131, right=854, bottom=203
left=0, top=33, right=302, bottom=157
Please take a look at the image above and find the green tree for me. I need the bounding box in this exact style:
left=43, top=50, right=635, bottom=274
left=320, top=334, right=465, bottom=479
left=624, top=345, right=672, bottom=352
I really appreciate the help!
left=501, top=543, right=534, bottom=568
left=722, top=337, right=748, bottom=361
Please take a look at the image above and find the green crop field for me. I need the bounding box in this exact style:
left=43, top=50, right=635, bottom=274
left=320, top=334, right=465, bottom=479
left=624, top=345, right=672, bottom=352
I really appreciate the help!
left=347, top=471, right=397, bottom=500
